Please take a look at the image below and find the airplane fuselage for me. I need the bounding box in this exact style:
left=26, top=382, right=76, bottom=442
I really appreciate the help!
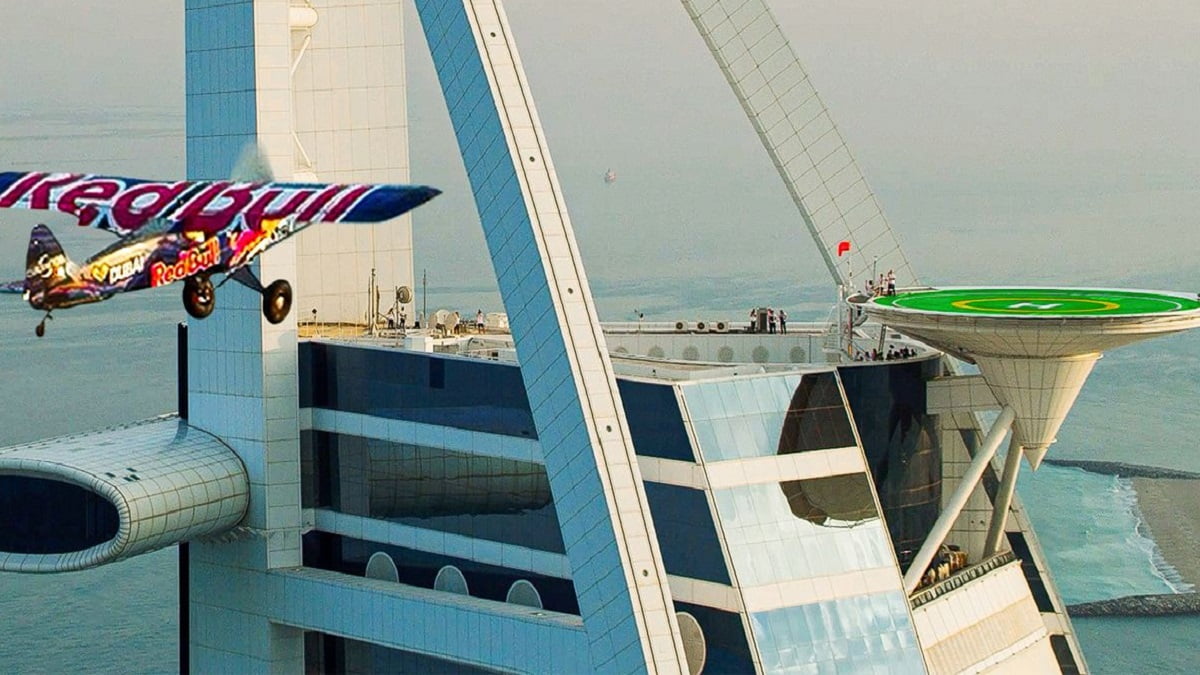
left=27, top=215, right=307, bottom=312
left=0, top=167, right=440, bottom=335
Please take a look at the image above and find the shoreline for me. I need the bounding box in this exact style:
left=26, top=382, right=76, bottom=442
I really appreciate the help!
left=1041, top=458, right=1200, bottom=480
left=1127, top=477, right=1200, bottom=591
left=1037, top=460, right=1200, bottom=616
left=1068, top=593, right=1200, bottom=617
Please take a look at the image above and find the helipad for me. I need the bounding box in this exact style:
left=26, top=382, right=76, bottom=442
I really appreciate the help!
left=853, top=285, right=1200, bottom=463
left=871, top=287, right=1200, bottom=317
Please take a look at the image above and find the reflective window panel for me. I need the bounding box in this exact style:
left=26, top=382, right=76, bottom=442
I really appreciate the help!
left=684, top=372, right=856, bottom=462
left=617, top=379, right=695, bottom=462
left=837, top=359, right=943, bottom=562
left=301, top=531, right=581, bottom=615
left=299, top=342, right=537, bottom=438
left=644, top=482, right=731, bottom=584
left=306, top=432, right=564, bottom=553
left=673, top=601, right=756, bottom=674
left=712, top=477, right=892, bottom=587
left=750, top=591, right=924, bottom=674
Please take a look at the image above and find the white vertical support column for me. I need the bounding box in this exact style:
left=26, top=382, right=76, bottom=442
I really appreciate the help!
left=413, top=2, right=686, bottom=672
left=983, top=437, right=1024, bottom=558
left=251, top=0, right=304, bottom=574
left=185, top=0, right=302, bottom=671
left=904, top=406, right=1015, bottom=595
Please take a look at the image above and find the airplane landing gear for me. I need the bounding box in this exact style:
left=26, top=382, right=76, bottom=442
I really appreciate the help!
left=262, top=279, right=292, bottom=324
left=34, top=313, right=51, bottom=338
left=207, top=269, right=293, bottom=324
left=183, top=275, right=216, bottom=319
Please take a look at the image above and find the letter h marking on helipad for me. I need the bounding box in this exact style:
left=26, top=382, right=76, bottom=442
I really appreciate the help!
left=1008, top=302, right=1062, bottom=310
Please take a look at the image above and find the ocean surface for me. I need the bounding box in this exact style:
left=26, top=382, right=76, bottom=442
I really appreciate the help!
left=0, top=256, right=1197, bottom=672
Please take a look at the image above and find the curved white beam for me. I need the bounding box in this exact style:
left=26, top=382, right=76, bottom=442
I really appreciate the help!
left=903, top=406, right=1014, bottom=595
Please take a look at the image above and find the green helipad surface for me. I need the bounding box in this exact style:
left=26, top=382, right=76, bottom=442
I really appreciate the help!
left=871, top=288, right=1200, bottom=317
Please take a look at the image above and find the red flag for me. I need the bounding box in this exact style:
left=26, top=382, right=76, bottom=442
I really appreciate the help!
left=837, top=240, right=851, bottom=257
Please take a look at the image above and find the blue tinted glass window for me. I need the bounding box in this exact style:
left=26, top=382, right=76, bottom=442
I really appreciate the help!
left=712, top=477, right=891, bottom=586
left=838, top=359, right=942, bottom=563
left=617, top=380, right=694, bottom=461
left=299, top=342, right=537, bottom=438
left=643, top=482, right=730, bottom=584
left=750, top=592, right=924, bottom=674
left=312, top=432, right=563, bottom=553
left=303, top=531, right=580, bottom=616
left=673, top=602, right=755, bottom=674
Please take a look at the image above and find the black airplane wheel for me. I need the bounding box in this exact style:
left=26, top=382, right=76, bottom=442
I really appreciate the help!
left=183, top=275, right=216, bottom=319
left=262, top=279, right=292, bottom=324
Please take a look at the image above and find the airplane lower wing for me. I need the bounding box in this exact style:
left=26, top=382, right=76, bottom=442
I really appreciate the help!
left=0, top=280, right=22, bottom=294
left=0, top=171, right=440, bottom=236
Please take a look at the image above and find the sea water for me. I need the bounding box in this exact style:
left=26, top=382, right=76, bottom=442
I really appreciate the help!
left=0, top=256, right=1197, bottom=671
left=1017, top=465, right=1190, bottom=603
left=0, top=226, right=182, bottom=672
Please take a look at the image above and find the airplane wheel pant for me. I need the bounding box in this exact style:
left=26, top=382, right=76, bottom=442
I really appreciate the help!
left=263, top=279, right=292, bottom=324
left=183, top=276, right=215, bottom=319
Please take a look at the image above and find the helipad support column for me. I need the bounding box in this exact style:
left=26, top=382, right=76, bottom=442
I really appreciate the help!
left=413, top=2, right=687, bottom=672
left=903, top=407, right=1014, bottom=594
left=984, top=437, right=1025, bottom=557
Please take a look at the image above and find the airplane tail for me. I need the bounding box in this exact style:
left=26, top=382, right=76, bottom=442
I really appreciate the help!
left=24, top=225, right=78, bottom=307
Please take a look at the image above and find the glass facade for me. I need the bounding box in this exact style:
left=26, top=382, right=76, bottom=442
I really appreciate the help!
left=750, top=591, right=925, bottom=674
left=302, top=532, right=580, bottom=615
left=294, top=344, right=940, bottom=673
left=306, top=631, right=507, bottom=674
left=777, top=372, right=859, bottom=454
left=684, top=375, right=798, bottom=462
left=683, top=372, right=856, bottom=462
left=673, top=601, right=756, bottom=674
left=837, top=359, right=942, bottom=562
left=617, top=379, right=695, bottom=461
left=303, top=432, right=564, bottom=553
left=643, top=482, right=730, bottom=584
left=712, top=480, right=892, bottom=587
left=299, top=342, right=537, bottom=438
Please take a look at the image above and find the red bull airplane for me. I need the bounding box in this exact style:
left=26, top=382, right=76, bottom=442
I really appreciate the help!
left=0, top=164, right=439, bottom=336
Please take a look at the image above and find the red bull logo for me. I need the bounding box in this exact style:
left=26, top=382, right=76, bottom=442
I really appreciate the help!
left=0, top=173, right=374, bottom=234
left=149, top=237, right=221, bottom=287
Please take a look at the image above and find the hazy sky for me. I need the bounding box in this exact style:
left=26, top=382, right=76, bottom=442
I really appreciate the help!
left=1, top=1, right=1197, bottom=300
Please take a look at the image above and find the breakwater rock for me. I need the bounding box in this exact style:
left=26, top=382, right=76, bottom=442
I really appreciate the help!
left=1068, top=593, right=1200, bottom=617
left=1042, top=459, right=1200, bottom=480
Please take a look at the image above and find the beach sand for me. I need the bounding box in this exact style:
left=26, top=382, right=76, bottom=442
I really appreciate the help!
left=1132, top=477, right=1200, bottom=589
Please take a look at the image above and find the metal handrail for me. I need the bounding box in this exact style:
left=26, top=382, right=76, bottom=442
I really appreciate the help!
left=910, top=550, right=1018, bottom=608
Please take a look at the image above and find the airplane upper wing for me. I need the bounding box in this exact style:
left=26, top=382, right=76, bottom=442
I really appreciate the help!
left=0, top=279, right=23, bottom=294
left=0, top=172, right=440, bottom=236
